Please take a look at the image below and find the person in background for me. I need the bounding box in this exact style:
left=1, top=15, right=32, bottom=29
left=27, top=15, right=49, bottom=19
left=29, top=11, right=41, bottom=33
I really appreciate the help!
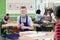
left=44, top=8, right=48, bottom=16
left=2, top=14, right=19, bottom=40
left=47, top=8, right=53, bottom=22
left=51, top=10, right=56, bottom=22
left=35, top=9, right=43, bottom=31
left=2, top=13, right=10, bottom=24
left=54, top=6, right=60, bottom=40
left=1, top=13, right=10, bottom=36
left=17, top=6, right=34, bottom=31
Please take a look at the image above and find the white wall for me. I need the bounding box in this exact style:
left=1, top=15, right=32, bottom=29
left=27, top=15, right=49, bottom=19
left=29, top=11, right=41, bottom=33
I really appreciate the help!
left=6, top=0, right=35, bottom=14
left=36, top=0, right=45, bottom=15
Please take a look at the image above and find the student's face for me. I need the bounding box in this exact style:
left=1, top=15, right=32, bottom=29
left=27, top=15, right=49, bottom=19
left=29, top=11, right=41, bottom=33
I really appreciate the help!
left=20, top=8, right=27, bottom=16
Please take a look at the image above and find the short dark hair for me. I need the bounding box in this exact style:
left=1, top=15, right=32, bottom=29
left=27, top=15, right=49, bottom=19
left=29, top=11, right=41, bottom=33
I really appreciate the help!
left=55, top=6, right=60, bottom=18
left=21, top=6, right=26, bottom=9
left=36, top=9, right=41, bottom=14
left=6, top=13, right=9, bottom=16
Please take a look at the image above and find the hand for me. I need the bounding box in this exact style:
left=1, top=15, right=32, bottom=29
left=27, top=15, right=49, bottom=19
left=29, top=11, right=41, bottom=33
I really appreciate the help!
left=21, top=26, right=26, bottom=29
left=20, top=23, right=24, bottom=26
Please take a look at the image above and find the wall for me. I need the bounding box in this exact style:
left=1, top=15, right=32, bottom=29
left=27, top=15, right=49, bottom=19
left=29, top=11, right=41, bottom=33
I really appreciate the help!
left=6, top=0, right=35, bottom=15
left=0, top=0, right=47, bottom=20
left=0, top=0, right=6, bottom=20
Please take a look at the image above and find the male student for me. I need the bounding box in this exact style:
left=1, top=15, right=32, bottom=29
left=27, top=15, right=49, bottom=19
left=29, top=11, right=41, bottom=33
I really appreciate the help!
left=35, top=9, right=43, bottom=31
left=17, top=6, right=34, bottom=31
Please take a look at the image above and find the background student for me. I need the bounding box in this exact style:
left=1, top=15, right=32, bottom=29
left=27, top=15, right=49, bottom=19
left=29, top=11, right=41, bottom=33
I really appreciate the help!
left=1, top=13, right=10, bottom=36
left=35, top=9, right=43, bottom=31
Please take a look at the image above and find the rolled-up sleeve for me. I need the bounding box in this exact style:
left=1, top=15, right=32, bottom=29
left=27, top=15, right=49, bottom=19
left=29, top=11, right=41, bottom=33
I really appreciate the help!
left=17, top=16, right=20, bottom=25
left=28, top=16, right=33, bottom=26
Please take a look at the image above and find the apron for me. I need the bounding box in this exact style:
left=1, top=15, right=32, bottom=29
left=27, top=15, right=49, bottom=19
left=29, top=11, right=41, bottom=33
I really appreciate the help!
left=19, top=16, right=29, bottom=31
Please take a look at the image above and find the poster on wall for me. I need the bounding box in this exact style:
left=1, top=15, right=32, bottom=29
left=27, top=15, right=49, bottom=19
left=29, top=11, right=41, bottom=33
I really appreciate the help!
left=6, top=0, right=35, bottom=14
